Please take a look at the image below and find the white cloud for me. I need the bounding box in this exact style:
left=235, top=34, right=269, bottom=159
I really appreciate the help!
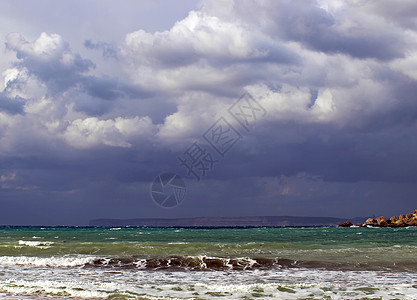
left=17, top=32, right=63, bottom=57
left=1, top=0, right=417, bottom=151
left=122, top=8, right=296, bottom=94
left=311, top=89, right=335, bottom=120
left=2, top=67, right=47, bottom=100
left=2, top=68, right=19, bottom=89
left=116, top=0, right=417, bottom=144
left=5, top=32, right=94, bottom=94
left=63, top=116, right=155, bottom=149
left=124, top=10, right=263, bottom=65
left=346, top=0, right=417, bottom=30
left=390, top=51, right=417, bottom=81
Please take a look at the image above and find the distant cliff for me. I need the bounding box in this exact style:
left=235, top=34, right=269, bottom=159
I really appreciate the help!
left=89, top=216, right=366, bottom=227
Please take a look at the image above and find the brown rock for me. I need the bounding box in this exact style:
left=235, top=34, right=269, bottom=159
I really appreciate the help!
left=362, top=210, right=417, bottom=227
left=375, top=216, right=388, bottom=227
left=362, top=211, right=417, bottom=227
left=394, top=219, right=407, bottom=227
left=338, top=221, right=353, bottom=227
left=378, top=220, right=389, bottom=227
left=407, top=218, right=417, bottom=226
left=364, top=218, right=377, bottom=226
left=390, top=216, right=399, bottom=223
left=375, top=216, right=385, bottom=223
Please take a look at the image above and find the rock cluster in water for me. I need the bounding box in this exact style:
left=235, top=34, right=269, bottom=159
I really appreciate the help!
left=339, top=209, right=417, bottom=227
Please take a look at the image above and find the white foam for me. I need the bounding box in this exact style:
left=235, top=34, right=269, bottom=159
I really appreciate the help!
left=1, top=267, right=417, bottom=299
left=0, top=256, right=95, bottom=267
left=167, top=242, right=189, bottom=244
left=18, top=240, right=54, bottom=247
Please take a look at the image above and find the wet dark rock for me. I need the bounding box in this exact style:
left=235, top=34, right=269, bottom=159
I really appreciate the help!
left=338, top=221, right=353, bottom=227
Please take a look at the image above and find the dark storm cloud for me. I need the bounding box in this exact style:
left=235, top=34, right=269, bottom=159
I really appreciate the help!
left=218, top=122, right=417, bottom=184
left=0, top=93, right=24, bottom=114
left=5, top=33, right=95, bottom=93
left=271, top=1, right=406, bottom=60
left=82, top=76, right=152, bottom=101
left=84, top=40, right=118, bottom=59
left=72, top=76, right=154, bottom=115
left=210, top=0, right=409, bottom=61
left=354, top=0, right=417, bottom=30
left=1, top=0, right=417, bottom=225
left=0, top=139, right=176, bottom=224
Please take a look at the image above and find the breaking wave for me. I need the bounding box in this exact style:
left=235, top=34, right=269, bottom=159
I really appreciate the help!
left=1, top=255, right=417, bottom=272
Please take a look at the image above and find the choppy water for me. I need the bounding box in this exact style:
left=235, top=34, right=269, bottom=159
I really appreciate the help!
left=0, top=226, right=417, bottom=299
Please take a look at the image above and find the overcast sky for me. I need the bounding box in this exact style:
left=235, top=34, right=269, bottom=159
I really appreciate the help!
left=1, top=0, right=417, bottom=225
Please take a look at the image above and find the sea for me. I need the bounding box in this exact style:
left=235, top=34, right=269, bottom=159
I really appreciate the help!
left=0, top=226, right=416, bottom=299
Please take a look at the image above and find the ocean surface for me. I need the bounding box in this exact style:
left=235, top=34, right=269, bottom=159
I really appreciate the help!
left=0, top=226, right=416, bottom=299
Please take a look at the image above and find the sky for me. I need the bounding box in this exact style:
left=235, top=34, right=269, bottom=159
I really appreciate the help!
left=1, top=0, right=417, bottom=225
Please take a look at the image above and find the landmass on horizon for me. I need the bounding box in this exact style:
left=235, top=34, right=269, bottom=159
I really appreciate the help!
left=89, top=215, right=366, bottom=227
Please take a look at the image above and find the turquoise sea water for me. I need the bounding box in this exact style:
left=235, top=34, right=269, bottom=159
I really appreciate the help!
left=0, top=226, right=416, bottom=299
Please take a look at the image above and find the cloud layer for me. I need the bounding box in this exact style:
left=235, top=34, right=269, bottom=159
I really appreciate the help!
left=1, top=0, right=417, bottom=224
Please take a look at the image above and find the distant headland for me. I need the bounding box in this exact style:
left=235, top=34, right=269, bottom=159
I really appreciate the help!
left=339, top=209, right=417, bottom=227
left=89, top=215, right=366, bottom=227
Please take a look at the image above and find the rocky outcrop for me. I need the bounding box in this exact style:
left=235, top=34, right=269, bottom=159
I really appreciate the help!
left=408, top=219, right=417, bottom=226
left=364, top=218, right=377, bottom=226
left=389, top=216, right=398, bottom=223
left=338, top=221, right=353, bottom=227
left=339, top=209, right=417, bottom=227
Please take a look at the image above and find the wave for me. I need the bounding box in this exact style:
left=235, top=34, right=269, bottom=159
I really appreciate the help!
left=0, top=256, right=95, bottom=267
left=1, top=255, right=417, bottom=272
left=18, top=240, right=54, bottom=247
left=0, top=255, right=271, bottom=270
